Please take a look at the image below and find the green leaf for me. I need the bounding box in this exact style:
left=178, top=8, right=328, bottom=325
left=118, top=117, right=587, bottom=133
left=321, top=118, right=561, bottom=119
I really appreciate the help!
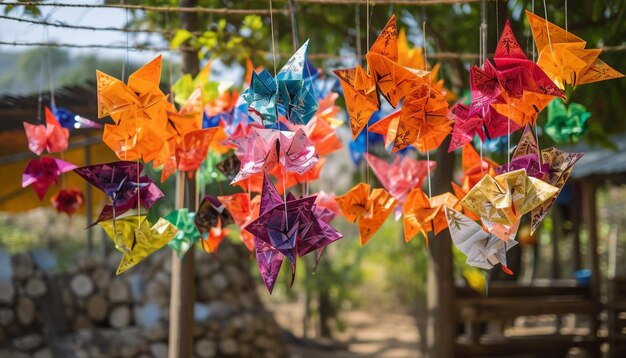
left=170, top=29, right=193, bottom=49
left=243, top=15, right=263, bottom=31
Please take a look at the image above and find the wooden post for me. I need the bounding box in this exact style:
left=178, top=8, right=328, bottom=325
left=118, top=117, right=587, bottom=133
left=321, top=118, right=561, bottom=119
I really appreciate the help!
left=582, top=179, right=600, bottom=341
left=426, top=138, right=456, bottom=358
left=168, top=1, right=198, bottom=356
left=551, top=207, right=562, bottom=279
left=572, top=183, right=582, bottom=270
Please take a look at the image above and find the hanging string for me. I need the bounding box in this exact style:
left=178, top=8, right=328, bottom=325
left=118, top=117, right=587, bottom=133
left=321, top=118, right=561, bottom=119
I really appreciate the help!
left=44, top=30, right=56, bottom=108
left=479, top=0, right=487, bottom=172
left=355, top=5, right=362, bottom=66
left=530, top=0, right=537, bottom=62
left=495, top=0, right=499, bottom=43
left=560, top=0, right=568, bottom=42
left=269, top=0, right=278, bottom=75
left=364, top=0, right=371, bottom=186
left=507, top=104, right=511, bottom=171
left=36, top=22, right=46, bottom=123
left=423, top=22, right=433, bottom=198
left=542, top=0, right=555, bottom=55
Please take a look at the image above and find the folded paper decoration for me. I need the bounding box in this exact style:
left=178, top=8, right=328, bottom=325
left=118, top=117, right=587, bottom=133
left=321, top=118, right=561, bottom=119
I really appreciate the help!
left=445, top=207, right=518, bottom=273
left=165, top=209, right=200, bottom=258
left=403, top=187, right=460, bottom=245
left=100, top=215, right=178, bottom=275
left=545, top=99, right=590, bottom=144
left=243, top=40, right=317, bottom=126
left=73, top=161, right=164, bottom=225
left=336, top=183, right=397, bottom=246
left=51, top=188, right=85, bottom=215
left=526, top=11, right=623, bottom=89
left=24, top=106, right=70, bottom=156
left=22, top=157, right=77, bottom=200
left=244, top=173, right=342, bottom=293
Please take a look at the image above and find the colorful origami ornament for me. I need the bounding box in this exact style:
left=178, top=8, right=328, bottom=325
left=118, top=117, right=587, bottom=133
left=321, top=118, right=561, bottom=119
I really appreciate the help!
left=526, top=11, right=624, bottom=89
left=469, top=21, right=564, bottom=128
left=52, top=106, right=102, bottom=130
left=402, top=187, right=459, bottom=245
left=219, top=193, right=260, bottom=251
left=545, top=99, right=590, bottom=143
left=73, top=161, right=164, bottom=224
left=98, top=55, right=170, bottom=161
left=195, top=196, right=234, bottom=253
left=461, top=143, right=499, bottom=190
left=244, top=173, right=343, bottom=293
left=336, top=183, right=397, bottom=246
left=445, top=207, right=517, bottom=273
left=23, top=106, right=70, bottom=155
left=447, top=101, right=522, bottom=152
left=503, top=127, right=584, bottom=233
left=51, top=188, right=85, bottom=215
left=22, top=157, right=77, bottom=200
left=100, top=215, right=178, bottom=274
left=229, top=127, right=318, bottom=184
left=165, top=209, right=200, bottom=258
left=369, top=83, right=452, bottom=153
left=243, top=40, right=318, bottom=126
left=334, top=15, right=433, bottom=141
left=459, top=169, right=559, bottom=229
left=365, top=153, right=435, bottom=219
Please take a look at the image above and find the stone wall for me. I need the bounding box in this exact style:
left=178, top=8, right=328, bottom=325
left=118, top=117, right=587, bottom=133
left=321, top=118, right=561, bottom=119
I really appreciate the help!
left=0, top=242, right=287, bottom=358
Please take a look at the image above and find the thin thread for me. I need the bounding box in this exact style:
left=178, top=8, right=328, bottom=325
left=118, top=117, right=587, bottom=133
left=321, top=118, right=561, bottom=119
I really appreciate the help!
left=269, top=0, right=278, bottom=75
left=36, top=49, right=44, bottom=122
left=542, top=0, right=555, bottom=54
left=479, top=0, right=486, bottom=170
left=0, top=2, right=288, bottom=14
left=534, top=124, right=541, bottom=165
left=564, top=0, right=568, bottom=42
left=530, top=0, right=537, bottom=62
left=45, top=30, right=55, bottom=108
left=288, top=0, right=299, bottom=50
left=423, top=21, right=433, bottom=196
left=355, top=5, right=362, bottom=66
left=495, top=0, right=499, bottom=42
left=507, top=104, right=510, bottom=171
left=364, top=0, right=370, bottom=186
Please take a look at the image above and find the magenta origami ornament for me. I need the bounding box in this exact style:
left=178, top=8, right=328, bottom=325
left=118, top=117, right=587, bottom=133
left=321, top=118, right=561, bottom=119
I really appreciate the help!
left=22, top=157, right=77, bottom=199
left=244, top=173, right=342, bottom=293
left=228, top=126, right=318, bottom=184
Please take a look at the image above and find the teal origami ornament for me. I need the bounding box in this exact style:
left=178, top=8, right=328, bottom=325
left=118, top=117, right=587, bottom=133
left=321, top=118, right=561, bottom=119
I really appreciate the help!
left=545, top=99, right=591, bottom=144
left=165, top=209, right=200, bottom=258
left=242, top=40, right=318, bottom=126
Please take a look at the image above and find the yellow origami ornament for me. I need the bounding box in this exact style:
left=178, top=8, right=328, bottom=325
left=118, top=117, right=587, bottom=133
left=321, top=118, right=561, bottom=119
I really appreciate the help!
left=100, top=215, right=179, bottom=275
left=459, top=169, right=558, bottom=227
left=526, top=10, right=623, bottom=89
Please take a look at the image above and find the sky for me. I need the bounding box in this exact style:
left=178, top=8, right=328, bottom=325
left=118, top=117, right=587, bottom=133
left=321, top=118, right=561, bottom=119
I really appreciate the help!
left=0, top=0, right=166, bottom=63
left=0, top=0, right=244, bottom=83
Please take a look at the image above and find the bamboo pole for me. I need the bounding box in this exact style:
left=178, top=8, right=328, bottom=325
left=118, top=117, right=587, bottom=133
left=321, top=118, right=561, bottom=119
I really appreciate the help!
left=168, top=0, right=198, bottom=356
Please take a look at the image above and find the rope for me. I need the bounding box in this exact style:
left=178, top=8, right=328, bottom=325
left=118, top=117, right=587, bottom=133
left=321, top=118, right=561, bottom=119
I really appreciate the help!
left=0, top=2, right=288, bottom=14
left=0, top=14, right=173, bottom=34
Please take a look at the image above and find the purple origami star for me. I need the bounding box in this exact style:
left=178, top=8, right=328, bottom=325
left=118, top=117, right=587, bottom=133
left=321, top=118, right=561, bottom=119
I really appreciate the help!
left=73, top=161, right=164, bottom=225
left=244, top=173, right=342, bottom=293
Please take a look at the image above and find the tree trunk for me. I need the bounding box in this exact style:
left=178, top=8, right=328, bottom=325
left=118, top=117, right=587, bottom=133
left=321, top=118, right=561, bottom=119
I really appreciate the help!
left=426, top=137, right=456, bottom=358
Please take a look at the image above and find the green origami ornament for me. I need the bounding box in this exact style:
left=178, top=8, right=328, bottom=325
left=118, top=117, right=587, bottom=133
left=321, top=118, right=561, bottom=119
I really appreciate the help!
left=165, top=208, right=200, bottom=258
left=545, top=99, right=591, bottom=144
left=197, top=151, right=227, bottom=188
